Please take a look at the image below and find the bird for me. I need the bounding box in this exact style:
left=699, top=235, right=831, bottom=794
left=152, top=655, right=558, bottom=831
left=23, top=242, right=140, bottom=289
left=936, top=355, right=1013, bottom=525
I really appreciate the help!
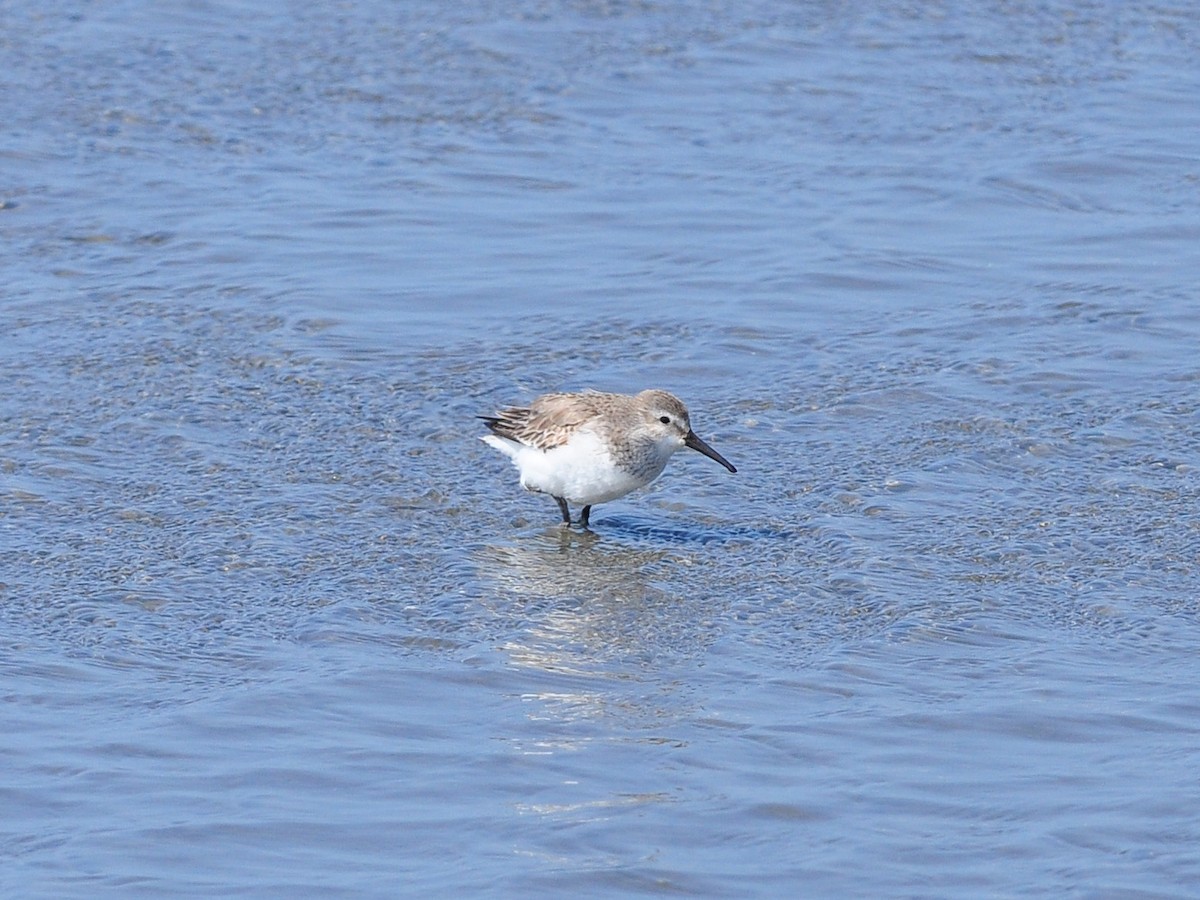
left=479, top=389, right=736, bottom=528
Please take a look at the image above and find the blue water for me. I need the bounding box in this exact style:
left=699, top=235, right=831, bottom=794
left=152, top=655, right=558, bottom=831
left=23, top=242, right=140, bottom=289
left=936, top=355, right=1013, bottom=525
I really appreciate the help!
left=4, top=1, right=1200, bottom=896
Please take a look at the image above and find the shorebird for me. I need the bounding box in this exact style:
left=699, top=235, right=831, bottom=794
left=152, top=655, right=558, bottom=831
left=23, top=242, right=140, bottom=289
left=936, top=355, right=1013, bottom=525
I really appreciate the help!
left=479, top=389, right=736, bottom=527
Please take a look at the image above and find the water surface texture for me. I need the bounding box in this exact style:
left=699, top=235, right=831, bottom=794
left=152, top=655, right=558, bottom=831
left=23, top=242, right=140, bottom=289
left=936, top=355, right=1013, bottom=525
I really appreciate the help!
left=4, top=1, right=1200, bottom=896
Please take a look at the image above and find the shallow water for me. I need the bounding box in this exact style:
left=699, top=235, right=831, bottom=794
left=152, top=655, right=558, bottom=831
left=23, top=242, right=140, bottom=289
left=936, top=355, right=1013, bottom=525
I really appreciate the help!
left=4, top=0, right=1200, bottom=896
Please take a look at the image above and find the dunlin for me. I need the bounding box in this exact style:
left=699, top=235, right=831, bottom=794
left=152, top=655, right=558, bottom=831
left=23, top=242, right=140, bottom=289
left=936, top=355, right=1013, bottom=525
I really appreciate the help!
left=479, top=389, right=736, bottom=527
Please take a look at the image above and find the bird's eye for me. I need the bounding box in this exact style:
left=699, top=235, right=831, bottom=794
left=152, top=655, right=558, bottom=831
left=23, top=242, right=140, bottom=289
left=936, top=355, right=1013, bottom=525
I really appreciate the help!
left=659, top=415, right=670, bottom=424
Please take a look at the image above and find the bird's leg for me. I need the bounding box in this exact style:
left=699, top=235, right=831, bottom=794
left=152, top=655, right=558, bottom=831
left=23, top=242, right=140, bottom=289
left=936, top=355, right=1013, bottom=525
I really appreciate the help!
left=554, top=496, right=571, bottom=524
left=580, top=505, right=592, bottom=529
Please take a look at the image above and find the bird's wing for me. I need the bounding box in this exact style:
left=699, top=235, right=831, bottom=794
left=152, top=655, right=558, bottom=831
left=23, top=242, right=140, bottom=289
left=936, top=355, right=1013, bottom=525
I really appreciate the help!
left=480, top=393, right=598, bottom=451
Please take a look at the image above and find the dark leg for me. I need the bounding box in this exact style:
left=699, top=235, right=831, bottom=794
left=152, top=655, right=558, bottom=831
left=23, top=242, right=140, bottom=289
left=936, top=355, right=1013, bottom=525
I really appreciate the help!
left=554, top=496, right=571, bottom=524
left=580, top=505, right=592, bottom=529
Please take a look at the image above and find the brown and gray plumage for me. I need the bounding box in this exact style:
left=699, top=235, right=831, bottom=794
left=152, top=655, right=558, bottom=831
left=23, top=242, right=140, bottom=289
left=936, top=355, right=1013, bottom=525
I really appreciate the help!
left=479, top=389, right=736, bottom=528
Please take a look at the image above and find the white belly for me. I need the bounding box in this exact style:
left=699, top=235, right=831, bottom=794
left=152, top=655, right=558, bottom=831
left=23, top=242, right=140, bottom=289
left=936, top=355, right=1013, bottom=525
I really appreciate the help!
left=483, top=431, right=668, bottom=505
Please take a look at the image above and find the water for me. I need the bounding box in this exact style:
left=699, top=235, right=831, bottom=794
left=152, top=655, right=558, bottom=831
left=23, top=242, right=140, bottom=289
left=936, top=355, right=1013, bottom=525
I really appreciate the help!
left=4, top=0, right=1200, bottom=895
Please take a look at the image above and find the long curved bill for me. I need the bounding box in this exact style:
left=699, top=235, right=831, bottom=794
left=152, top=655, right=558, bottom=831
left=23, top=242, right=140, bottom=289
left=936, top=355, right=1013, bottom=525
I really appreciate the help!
left=684, top=430, right=737, bottom=473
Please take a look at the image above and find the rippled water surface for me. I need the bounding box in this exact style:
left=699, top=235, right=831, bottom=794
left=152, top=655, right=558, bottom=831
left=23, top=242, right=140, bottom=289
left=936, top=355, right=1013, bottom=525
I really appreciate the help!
left=4, top=1, right=1200, bottom=896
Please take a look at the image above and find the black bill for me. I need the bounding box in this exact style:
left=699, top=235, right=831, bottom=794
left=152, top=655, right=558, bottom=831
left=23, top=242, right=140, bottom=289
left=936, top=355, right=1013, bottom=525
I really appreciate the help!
left=684, top=430, right=737, bottom=473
